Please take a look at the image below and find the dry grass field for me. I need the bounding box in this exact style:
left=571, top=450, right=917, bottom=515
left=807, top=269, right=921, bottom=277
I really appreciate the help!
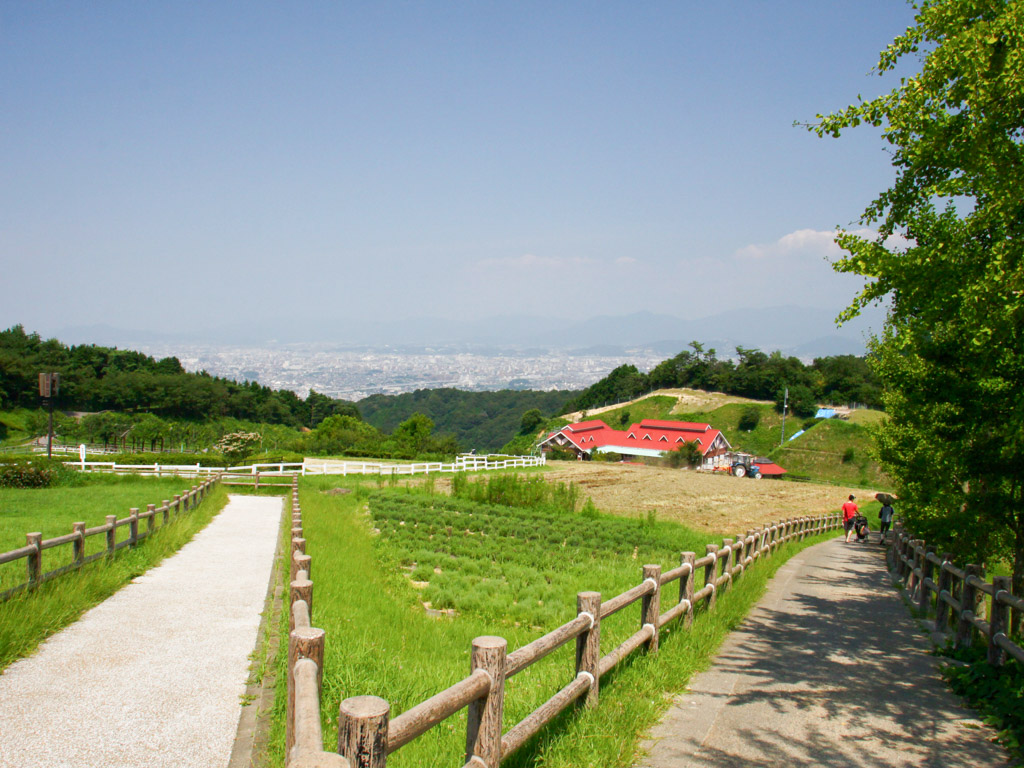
left=540, top=461, right=875, bottom=533
left=561, top=387, right=771, bottom=422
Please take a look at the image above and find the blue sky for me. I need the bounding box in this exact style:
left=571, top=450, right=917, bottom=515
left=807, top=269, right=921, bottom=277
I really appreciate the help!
left=1, top=1, right=919, bottom=342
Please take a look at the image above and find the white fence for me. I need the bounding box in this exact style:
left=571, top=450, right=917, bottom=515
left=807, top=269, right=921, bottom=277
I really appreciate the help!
left=67, top=454, right=545, bottom=478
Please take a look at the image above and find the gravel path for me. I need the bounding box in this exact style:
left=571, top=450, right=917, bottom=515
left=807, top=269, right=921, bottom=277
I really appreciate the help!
left=636, top=536, right=1010, bottom=767
left=0, top=494, right=283, bottom=768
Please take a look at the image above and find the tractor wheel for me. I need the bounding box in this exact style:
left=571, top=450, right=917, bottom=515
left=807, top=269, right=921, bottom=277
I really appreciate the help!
left=733, top=465, right=746, bottom=478
left=752, top=471, right=763, bottom=480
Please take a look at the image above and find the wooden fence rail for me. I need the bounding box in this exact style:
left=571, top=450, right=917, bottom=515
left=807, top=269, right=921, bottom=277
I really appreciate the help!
left=0, top=476, right=219, bottom=602
left=888, top=524, right=1024, bottom=667
left=283, top=499, right=841, bottom=768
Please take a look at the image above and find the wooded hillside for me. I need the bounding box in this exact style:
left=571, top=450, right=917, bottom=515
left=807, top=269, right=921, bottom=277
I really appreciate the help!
left=358, top=387, right=573, bottom=453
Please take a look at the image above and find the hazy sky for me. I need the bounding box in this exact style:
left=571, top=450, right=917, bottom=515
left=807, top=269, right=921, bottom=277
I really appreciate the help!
left=1, top=2, right=917, bottom=341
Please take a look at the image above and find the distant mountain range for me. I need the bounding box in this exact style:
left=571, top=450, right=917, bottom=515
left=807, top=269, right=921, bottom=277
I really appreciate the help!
left=52, top=304, right=883, bottom=360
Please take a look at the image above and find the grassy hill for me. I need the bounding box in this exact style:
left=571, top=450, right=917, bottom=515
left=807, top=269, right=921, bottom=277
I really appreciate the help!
left=772, top=419, right=891, bottom=488
left=550, top=391, right=891, bottom=488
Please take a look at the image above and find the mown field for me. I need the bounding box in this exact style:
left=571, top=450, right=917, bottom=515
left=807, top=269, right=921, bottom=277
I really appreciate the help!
left=266, top=473, right=844, bottom=768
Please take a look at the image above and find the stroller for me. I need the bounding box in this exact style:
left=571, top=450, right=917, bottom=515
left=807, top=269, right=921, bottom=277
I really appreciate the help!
left=851, top=513, right=870, bottom=542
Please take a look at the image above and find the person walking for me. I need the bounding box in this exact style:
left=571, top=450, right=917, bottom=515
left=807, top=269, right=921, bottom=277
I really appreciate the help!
left=842, top=494, right=859, bottom=544
left=878, top=501, right=894, bottom=544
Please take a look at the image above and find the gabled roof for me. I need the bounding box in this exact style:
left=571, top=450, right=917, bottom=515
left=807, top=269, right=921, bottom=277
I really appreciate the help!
left=544, top=418, right=731, bottom=457
left=640, top=419, right=710, bottom=432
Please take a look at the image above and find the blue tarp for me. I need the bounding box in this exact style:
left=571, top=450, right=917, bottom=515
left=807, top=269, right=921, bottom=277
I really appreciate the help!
left=788, top=429, right=805, bottom=441
left=815, top=408, right=837, bottom=419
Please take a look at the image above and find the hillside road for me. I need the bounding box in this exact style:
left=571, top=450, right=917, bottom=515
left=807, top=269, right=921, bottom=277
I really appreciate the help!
left=636, top=536, right=1011, bottom=767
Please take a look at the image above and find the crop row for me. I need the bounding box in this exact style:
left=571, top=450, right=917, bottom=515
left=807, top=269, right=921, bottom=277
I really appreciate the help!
left=368, top=490, right=710, bottom=628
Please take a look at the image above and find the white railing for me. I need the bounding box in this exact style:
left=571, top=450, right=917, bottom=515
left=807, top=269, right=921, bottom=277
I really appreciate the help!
left=66, top=454, right=545, bottom=478
left=303, top=454, right=545, bottom=476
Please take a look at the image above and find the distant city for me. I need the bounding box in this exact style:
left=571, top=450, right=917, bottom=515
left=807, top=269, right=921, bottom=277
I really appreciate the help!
left=135, top=343, right=665, bottom=401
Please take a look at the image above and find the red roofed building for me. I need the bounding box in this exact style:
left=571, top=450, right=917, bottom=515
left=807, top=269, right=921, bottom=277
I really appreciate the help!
left=539, top=418, right=731, bottom=465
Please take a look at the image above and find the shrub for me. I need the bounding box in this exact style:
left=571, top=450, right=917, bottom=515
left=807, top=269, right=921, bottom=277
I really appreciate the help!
left=802, top=417, right=824, bottom=431
left=546, top=445, right=578, bottom=461
left=842, top=447, right=856, bottom=463
left=738, top=406, right=761, bottom=431
left=107, top=451, right=227, bottom=466
left=0, top=457, right=74, bottom=488
left=214, top=431, right=262, bottom=461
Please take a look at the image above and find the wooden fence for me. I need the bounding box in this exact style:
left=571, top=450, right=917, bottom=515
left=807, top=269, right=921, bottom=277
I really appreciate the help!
left=889, top=524, right=1024, bottom=667
left=283, top=504, right=841, bottom=767
left=0, top=476, right=218, bottom=602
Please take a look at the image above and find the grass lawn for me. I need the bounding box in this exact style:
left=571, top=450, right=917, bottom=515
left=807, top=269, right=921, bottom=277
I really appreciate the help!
left=0, top=477, right=229, bottom=671
left=0, top=474, right=209, bottom=592
left=264, top=474, right=841, bottom=767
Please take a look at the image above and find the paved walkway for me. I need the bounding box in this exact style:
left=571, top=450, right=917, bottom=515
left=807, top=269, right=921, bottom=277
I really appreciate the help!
left=0, top=495, right=282, bottom=768
left=637, top=536, right=1011, bottom=768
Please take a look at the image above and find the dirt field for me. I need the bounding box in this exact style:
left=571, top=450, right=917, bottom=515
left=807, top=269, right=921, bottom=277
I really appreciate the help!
left=540, top=462, right=874, bottom=533
left=562, top=388, right=771, bottom=422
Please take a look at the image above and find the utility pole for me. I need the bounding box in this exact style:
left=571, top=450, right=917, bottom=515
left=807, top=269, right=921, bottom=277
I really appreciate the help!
left=780, top=386, right=788, bottom=448
left=38, top=373, right=60, bottom=458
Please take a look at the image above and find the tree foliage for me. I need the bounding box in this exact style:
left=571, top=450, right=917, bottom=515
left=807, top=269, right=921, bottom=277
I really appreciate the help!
left=564, top=341, right=880, bottom=414
left=810, top=0, right=1024, bottom=586
left=358, top=388, right=572, bottom=453
left=0, top=325, right=357, bottom=428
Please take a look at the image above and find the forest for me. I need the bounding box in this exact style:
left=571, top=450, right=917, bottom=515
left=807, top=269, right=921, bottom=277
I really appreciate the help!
left=562, top=343, right=882, bottom=418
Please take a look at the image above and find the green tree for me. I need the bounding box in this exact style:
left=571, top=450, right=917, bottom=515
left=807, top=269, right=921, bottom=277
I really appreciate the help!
left=519, top=408, right=544, bottom=435
left=810, top=1, right=1024, bottom=592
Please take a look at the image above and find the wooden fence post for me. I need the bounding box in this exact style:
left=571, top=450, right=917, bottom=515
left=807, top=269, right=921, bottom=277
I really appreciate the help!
left=576, top=591, right=601, bottom=708
left=642, top=564, right=661, bottom=653
left=935, top=554, right=953, bottom=632
left=466, top=636, right=507, bottom=768
left=291, top=576, right=314, bottom=631
left=720, top=539, right=733, bottom=593
left=291, top=538, right=307, bottom=580
left=919, top=546, right=936, bottom=614
left=129, top=508, right=139, bottom=547
left=339, top=696, right=389, bottom=768
left=146, top=504, right=156, bottom=534
left=72, top=522, right=86, bottom=565
left=989, top=576, right=1011, bottom=667
left=705, top=544, right=719, bottom=610
left=26, top=533, right=42, bottom=585
left=173, top=494, right=182, bottom=516
left=287, top=626, right=326, bottom=756
left=105, top=515, right=117, bottom=554
left=681, top=552, right=696, bottom=628
left=162, top=500, right=170, bottom=525
left=956, top=564, right=982, bottom=649
left=905, top=540, right=918, bottom=594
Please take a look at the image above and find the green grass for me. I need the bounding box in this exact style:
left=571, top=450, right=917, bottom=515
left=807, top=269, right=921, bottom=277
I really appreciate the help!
left=773, top=419, right=891, bottom=488
left=0, top=474, right=208, bottom=592
left=0, top=481, right=229, bottom=671
left=0, top=408, right=37, bottom=445
left=847, top=408, right=888, bottom=426
left=589, top=396, right=679, bottom=428
left=265, top=476, right=841, bottom=767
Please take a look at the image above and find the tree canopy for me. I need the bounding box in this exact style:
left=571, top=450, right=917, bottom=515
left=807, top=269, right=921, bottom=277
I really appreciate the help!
left=810, top=0, right=1024, bottom=590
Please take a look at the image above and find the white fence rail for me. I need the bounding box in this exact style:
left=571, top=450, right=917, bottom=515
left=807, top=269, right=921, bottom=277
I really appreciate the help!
left=66, top=454, right=545, bottom=478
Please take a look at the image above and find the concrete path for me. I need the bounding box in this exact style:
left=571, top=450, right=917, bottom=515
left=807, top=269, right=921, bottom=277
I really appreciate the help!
left=637, top=536, right=1011, bottom=768
left=0, top=494, right=282, bottom=768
